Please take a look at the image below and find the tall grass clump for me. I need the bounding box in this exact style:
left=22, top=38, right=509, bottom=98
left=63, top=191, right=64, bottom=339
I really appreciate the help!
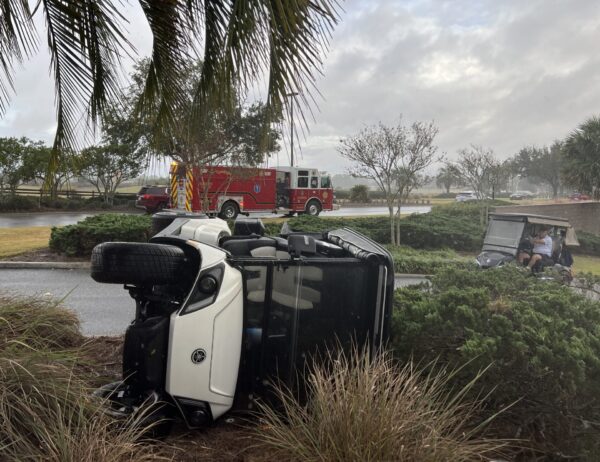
left=254, top=346, right=508, bottom=462
left=0, top=293, right=167, bottom=461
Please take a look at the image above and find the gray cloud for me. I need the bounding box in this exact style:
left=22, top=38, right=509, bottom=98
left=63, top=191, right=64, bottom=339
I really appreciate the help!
left=1, top=1, right=600, bottom=176
left=297, top=0, right=600, bottom=172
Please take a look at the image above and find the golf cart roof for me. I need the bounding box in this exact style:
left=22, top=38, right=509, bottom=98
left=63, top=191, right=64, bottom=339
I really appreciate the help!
left=489, top=213, right=572, bottom=228
left=488, top=213, right=579, bottom=246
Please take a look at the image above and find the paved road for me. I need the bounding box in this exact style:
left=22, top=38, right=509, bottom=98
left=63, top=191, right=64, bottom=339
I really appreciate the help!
left=1, top=268, right=428, bottom=336
left=394, top=275, right=430, bottom=287
left=0, top=206, right=430, bottom=228
left=1, top=268, right=133, bottom=336
left=0, top=211, right=143, bottom=228
left=323, top=205, right=430, bottom=217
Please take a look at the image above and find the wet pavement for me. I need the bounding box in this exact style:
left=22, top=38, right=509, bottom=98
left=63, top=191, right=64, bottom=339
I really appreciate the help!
left=0, top=206, right=431, bottom=228
left=394, top=275, right=430, bottom=287
left=0, top=211, right=142, bottom=228
left=1, top=268, right=133, bottom=336
left=322, top=205, right=430, bottom=217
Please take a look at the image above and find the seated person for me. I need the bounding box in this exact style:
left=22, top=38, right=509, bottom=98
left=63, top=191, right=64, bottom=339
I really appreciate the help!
left=517, top=226, right=554, bottom=270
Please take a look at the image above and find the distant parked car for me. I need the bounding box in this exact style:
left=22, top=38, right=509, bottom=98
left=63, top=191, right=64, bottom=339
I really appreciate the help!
left=569, top=192, right=591, bottom=201
left=136, top=185, right=170, bottom=213
left=510, top=191, right=536, bottom=200
left=455, top=191, right=478, bottom=202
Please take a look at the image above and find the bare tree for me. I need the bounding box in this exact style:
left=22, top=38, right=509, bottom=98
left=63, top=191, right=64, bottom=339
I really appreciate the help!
left=453, top=145, right=496, bottom=200
left=452, top=145, right=497, bottom=225
left=339, top=119, right=439, bottom=245
left=392, top=121, right=439, bottom=245
left=487, top=160, right=512, bottom=199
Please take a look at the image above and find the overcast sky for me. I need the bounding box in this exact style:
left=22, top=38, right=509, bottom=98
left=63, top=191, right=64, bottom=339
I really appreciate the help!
left=1, top=0, right=599, bottom=175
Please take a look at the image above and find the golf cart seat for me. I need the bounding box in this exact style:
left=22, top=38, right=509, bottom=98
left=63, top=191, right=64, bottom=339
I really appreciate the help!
left=221, top=237, right=277, bottom=256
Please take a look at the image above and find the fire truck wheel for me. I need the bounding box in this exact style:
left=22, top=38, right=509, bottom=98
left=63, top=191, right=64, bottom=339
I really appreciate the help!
left=305, top=200, right=322, bottom=216
left=219, top=201, right=239, bottom=220
left=91, top=242, right=187, bottom=285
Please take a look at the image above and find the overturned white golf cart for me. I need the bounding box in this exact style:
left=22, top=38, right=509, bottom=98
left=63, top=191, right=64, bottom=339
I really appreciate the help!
left=91, top=213, right=394, bottom=431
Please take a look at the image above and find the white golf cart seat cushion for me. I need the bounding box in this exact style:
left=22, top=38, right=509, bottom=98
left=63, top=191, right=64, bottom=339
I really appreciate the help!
left=249, top=247, right=291, bottom=260
left=250, top=246, right=277, bottom=257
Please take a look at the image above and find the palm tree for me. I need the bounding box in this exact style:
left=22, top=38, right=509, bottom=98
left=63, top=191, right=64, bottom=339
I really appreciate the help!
left=563, top=116, right=600, bottom=199
left=0, top=0, right=341, bottom=172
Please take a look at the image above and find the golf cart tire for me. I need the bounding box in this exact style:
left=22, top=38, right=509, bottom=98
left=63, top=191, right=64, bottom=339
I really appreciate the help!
left=91, top=242, right=187, bottom=285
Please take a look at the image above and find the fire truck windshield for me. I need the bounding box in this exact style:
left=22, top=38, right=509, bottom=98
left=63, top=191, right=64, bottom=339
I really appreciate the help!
left=321, top=176, right=331, bottom=188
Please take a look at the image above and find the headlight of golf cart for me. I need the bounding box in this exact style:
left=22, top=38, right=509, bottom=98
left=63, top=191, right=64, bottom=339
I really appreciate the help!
left=181, top=264, right=225, bottom=315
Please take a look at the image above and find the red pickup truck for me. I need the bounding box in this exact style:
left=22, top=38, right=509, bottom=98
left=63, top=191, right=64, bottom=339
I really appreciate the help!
left=135, top=185, right=170, bottom=213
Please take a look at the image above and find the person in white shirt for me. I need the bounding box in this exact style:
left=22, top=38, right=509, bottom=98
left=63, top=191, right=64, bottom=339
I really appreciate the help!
left=527, top=226, right=554, bottom=270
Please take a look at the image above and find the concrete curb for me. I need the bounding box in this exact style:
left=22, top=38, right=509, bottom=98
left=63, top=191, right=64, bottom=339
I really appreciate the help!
left=394, top=273, right=432, bottom=278
left=0, top=261, right=90, bottom=270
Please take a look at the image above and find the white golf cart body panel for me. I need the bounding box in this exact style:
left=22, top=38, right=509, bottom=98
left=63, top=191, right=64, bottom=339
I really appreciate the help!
left=178, top=218, right=231, bottom=246
left=166, top=242, right=243, bottom=419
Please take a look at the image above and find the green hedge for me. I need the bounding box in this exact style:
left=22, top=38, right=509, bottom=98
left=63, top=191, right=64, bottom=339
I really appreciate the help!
left=50, top=214, right=152, bottom=256
left=392, top=266, right=600, bottom=457
left=287, top=214, right=391, bottom=243
left=575, top=231, right=600, bottom=257
left=285, top=202, right=510, bottom=251
left=386, top=246, right=474, bottom=274
left=0, top=195, right=38, bottom=212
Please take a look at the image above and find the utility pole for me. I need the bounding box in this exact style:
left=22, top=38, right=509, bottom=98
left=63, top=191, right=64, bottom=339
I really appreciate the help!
left=287, top=92, right=299, bottom=166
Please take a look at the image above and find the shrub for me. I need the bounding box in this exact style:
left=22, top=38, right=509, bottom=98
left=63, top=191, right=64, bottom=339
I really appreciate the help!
left=575, top=231, right=600, bottom=256
left=392, top=266, right=600, bottom=458
left=288, top=214, right=391, bottom=243
left=398, top=212, right=483, bottom=251
left=0, top=293, right=165, bottom=461
left=40, top=196, right=88, bottom=210
left=50, top=213, right=152, bottom=257
left=434, top=192, right=457, bottom=198
left=287, top=204, right=487, bottom=250
left=386, top=246, right=474, bottom=274
left=349, top=184, right=370, bottom=203
left=0, top=195, right=38, bottom=212
left=254, top=345, right=508, bottom=461
left=331, top=189, right=349, bottom=200
left=0, top=294, right=82, bottom=351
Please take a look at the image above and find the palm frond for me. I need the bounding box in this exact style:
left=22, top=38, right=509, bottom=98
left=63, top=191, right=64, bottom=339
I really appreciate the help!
left=136, top=0, right=191, bottom=146
left=42, top=0, right=131, bottom=185
left=184, top=0, right=341, bottom=152
left=0, top=0, right=37, bottom=113
left=192, top=0, right=231, bottom=115
left=263, top=0, right=341, bottom=127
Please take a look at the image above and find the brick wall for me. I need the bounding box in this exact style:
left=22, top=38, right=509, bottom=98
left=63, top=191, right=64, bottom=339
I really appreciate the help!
left=493, top=202, right=600, bottom=234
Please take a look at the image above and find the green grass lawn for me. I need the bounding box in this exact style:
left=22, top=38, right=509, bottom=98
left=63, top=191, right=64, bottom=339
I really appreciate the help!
left=0, top=226, right=51, bottom=258
left=574, top=255, right=600, bottom=276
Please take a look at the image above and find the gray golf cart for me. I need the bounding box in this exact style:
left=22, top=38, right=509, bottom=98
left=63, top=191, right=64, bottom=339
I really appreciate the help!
left=476, top=213, right=579, bottom=280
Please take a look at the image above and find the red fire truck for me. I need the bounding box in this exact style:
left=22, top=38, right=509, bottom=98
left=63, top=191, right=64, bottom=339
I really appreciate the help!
left=169, top=162, right=335, bottom=219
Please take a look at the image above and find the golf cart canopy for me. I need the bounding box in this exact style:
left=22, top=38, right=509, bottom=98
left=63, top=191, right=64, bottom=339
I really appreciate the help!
left=483, top=213, right=580, bottom=255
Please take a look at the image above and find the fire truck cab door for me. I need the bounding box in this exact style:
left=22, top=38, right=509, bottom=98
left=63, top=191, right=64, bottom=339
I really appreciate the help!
left=276, top=171, right=290, bottom=207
